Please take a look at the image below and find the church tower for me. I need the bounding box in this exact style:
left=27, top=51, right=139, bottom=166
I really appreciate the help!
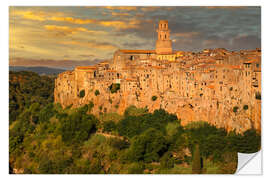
left=155, top=20, right=172, bottom=54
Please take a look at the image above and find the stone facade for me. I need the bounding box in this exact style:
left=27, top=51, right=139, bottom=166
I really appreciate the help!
left=54, top=20, right=261, bottom=133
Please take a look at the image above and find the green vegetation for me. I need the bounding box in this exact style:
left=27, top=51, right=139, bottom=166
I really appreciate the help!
left=109, top=83, right=120, bottom=93
left=9, top=71, right=55, bottom=124
left=255, top=92, right=261, bottom=100
left=192, top=144, right=202, bottom=174
left=243, top=105, right=248, bottom=110
left=152, top=95, right=158, bottom=101
left=95, top=90, right=100, bottom=96
left=9, top=72, right=261, bottom=174
left=233, top=106, right=239, bottom=113
left=79, top=90, right=85, bottom=98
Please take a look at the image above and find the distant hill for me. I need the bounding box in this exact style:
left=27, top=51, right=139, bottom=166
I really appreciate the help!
left=9, top=66, right=67, bottom=75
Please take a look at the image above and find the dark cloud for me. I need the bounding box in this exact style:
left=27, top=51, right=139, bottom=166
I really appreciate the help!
left=121, top=42, right=146, bottom=49
left=232, top=35, right=261, bottom=50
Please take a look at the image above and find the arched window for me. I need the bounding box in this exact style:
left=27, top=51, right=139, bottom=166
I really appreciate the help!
left=165, top=34, right=167, bottom=39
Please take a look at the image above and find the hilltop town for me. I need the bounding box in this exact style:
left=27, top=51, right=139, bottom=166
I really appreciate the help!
left=54, top=20, right=261, bottom=133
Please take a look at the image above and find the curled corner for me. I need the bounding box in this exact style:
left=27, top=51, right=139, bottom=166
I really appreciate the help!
left=236, top=150, right=262, bottom=174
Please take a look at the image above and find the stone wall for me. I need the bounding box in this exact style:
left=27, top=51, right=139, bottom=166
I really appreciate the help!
left=54, top=48, right=261, bottom=133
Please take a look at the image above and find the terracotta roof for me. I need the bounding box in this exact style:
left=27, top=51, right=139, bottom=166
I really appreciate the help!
left=207, top=85, right=215, bottom=89
left=98, top=61, right=109, bottom=64
left=119, top=49, right=156, bottom=54
left=125, top=78, right=137, bottom=81
left=152, top=66, right=164, bottom=69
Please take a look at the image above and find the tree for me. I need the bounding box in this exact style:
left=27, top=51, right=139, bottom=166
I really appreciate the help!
left=233, top=106, right=239, bottom=113
left=160, top=152, right=174, bottom=169
left=79, top=90, right=85, bottom=98
left=127, top=163, right=144, bottom=174
left=243, top=105, right=248, bottom=110
left=95, top=90, right=100, bottom=96
left=127, top=128, right=168, bottom=163
left=255, top=92, right=261, bottom=100
left=103, top=121, right=117, bottom=133
left=59, top=111, right=98, bottom=144
left=109, top=83, right=120, bottom=93
left=192, top=144, right=202, bottom=174
left=151, top=96, right=157, bottom=101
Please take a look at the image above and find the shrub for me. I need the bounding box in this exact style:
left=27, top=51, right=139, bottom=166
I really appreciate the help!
left=103, top=121, right=116, bottom=132
left=243, top=105, right=248, bottom=110
left=151, top=96, right=157, bottom=101
left=160, top=152, right=174, bottom=169
left=59, top=112, right=98, bottom=144
left=127, top=163, right=144, bottom=174
left=124, top=105, right=148, bottom=117
left=95, top=90, right=100, bottom=96
left=127, top=128, right=167, bottom=162
left=255, top=92, right=261, bottom=100
left=79, top=89, right=85, bottom=98
left=109, top=83, right=120, bottom=93
left=233, top=106, right=239, bottom=113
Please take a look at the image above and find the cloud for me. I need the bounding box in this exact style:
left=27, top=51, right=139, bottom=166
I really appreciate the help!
left=98, top=20, right=141, bottom=29
left=140, top=7, right=160, bottom=12
left=121, top=42, right=146, bottom=49
left=111, top=12, right=130, bottom=17
left=205, top=6, right=247, bottom=10
left=60, top=40, right=118, bottom=50
left=49, top=16, right=95, bottom=24
left=13, top=9, right=140, bottom=30
left=44, top=25, right=107, bottom=36
left=104, top=6, right=137, bottom=11
left=173, top=32, right=200, bottom=38
left=12, top=10, right=64, bottom=21
left=232, top=35, right=261, bottom=50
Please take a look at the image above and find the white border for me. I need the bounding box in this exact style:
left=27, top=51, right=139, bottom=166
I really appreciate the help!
left=1, top=0, right=269, bottom=180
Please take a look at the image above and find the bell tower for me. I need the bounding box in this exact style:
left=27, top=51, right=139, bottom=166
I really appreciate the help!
left=156, top=20, right=172, bottom=54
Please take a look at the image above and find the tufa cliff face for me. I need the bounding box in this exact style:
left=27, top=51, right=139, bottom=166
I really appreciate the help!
left=54, top=48, right=261, bottom=133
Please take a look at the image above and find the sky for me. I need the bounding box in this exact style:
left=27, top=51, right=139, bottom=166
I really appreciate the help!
left=9, top=6, right=261, bottom=69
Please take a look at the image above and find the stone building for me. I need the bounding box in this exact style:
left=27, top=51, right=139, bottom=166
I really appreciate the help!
left=54, top=20, right=261, bottom=133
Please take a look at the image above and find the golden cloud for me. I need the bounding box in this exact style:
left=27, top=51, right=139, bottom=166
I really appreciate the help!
left=111, top=12, right=130, bottom=17
left=140, top=7, right=161, bottom=12
left=104, top=6, right=137, bottom=11
left=49, top=16, right=96, bottom=24
left=13, top=9, right=139, bottom=30
left=44, top=25, right=107, bottom=36
left=12, top=10, right=64, bottom=21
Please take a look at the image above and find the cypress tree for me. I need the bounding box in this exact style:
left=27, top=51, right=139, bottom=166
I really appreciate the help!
left=192, top=144, right=202, bottom=174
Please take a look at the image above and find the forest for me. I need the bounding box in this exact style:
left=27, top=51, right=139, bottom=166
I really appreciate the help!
left=9, top=71, right=261, bottom=174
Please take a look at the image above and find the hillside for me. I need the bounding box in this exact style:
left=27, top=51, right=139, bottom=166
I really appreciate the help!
left=9, top=71, right=261, bottom=174
left=9, top=66, right=66, bottom=75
